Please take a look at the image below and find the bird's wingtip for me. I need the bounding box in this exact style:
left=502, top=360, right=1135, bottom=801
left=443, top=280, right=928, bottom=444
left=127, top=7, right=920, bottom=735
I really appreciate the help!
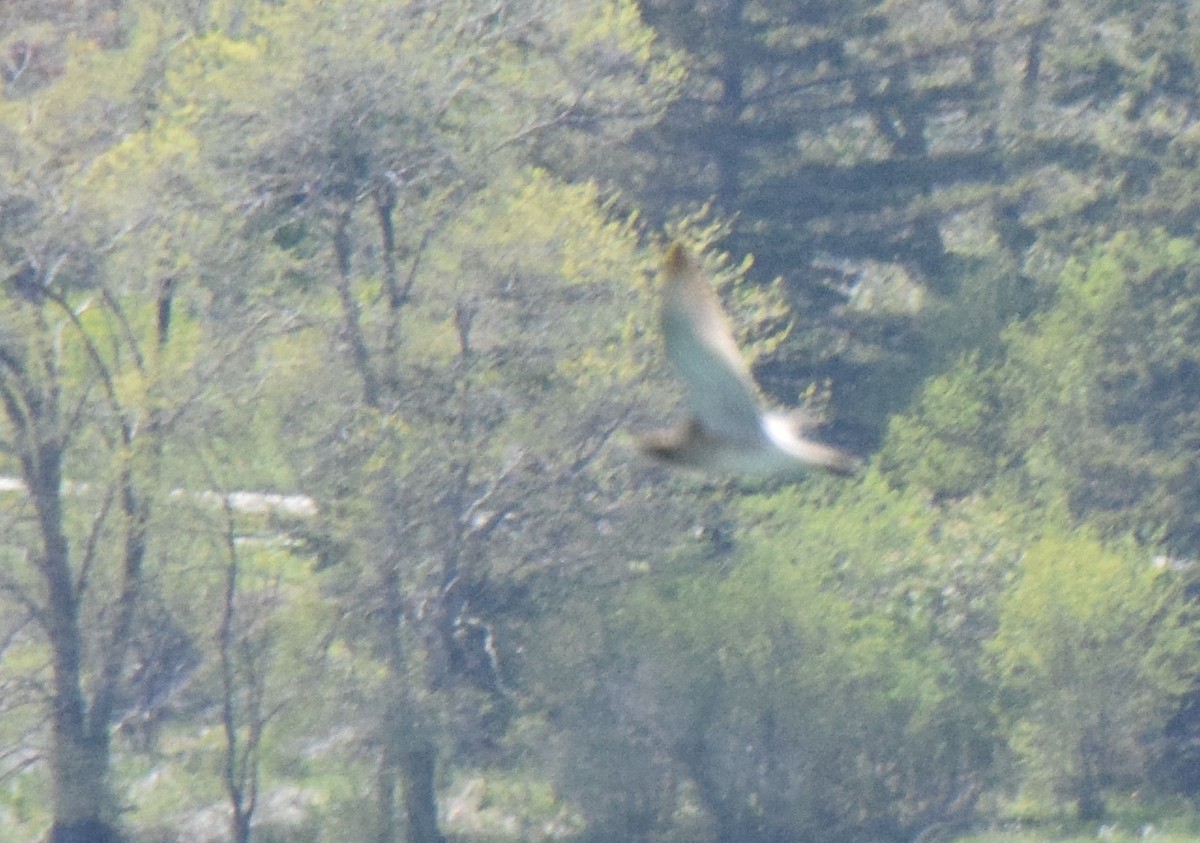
left=664, top=241, right=692, bottom=276
left=824, top=451, right=865, bottom=477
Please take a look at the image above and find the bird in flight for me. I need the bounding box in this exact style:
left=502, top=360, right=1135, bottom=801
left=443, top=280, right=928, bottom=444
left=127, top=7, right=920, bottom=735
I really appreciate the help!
left=635, top=242, right=860, bottom=478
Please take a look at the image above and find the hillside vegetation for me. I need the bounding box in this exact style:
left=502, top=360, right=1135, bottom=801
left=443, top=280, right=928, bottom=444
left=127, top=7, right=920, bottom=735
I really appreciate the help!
left=4, top=2, right=1200, bottom=842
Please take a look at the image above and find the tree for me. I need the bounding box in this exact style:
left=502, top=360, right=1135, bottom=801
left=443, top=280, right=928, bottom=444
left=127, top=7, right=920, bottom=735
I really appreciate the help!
left=286, top=171, right=698, bottom=843
left=529, top=475, right=1011, bottom=843
left=628, top=0, right=1200, bottom=460
left=170, top=2, right=684, bottom=840
left=988, top=532, right=1198, bottom=820
left=877, top=229, right=1200, bottom=816
left=881, top=230, right=1200, bottom=553
left=0, top=12, right=274, bottom=839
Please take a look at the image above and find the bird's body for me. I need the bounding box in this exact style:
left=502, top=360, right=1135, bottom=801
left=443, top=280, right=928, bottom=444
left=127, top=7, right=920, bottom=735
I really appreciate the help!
left=636, top=242, right=859, bottom=478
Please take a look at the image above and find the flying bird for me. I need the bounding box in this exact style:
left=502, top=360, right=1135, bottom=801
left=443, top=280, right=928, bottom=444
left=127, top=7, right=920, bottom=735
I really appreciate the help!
left=635, top=242, right=860, bottom=478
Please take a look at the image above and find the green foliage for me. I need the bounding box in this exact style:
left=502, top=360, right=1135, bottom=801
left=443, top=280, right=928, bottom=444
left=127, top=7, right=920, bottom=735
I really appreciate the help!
left=987, top=531, right=1199, bottom=820
left=150, top=3, right=690, bottom=841
left=879, top=354, right=1002, bottom=498
left=529, top=478, right=1014, bottom=842
left=874, top=232, right=1200, bottom=820
left=881, top=230, right=1200, bottom=551
left=635, top=0, right=1200, bottom=456
left=0, top=767, right=52, bottom=843
left=10, top=0, right=1200, bottom=841
left=995, top=231, right=1200, bottom=548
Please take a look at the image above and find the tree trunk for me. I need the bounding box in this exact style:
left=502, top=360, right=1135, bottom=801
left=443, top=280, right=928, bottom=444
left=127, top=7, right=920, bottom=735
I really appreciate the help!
left=35, top=447, right=122, bottom=842
left=373, top=745, right=399, bottom=843
left=47, top=728, right=120, bottom=843
left=374, top=729, right=445, bottom=843
left=400, top=743, right=445, bottom=843
left=48, top=819, right=121, bottom=843
left=373, top=549, right=445, bottom=843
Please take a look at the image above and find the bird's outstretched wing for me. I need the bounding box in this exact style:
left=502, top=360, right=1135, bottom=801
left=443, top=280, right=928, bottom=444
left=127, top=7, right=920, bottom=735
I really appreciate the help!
left=660, top=243, right=763, bottom=443
left=637, top=241, right=862, bottom=478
